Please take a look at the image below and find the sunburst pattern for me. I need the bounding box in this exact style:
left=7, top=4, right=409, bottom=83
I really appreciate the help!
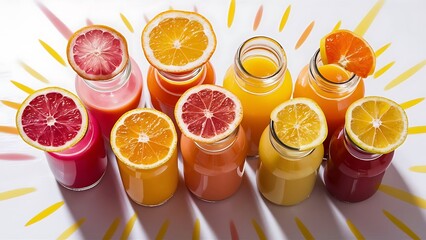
left=103, top=217, right=120, bottom=240
left=57, top=218, right=86, bottom=240
left=383, top=210, right=420, bottom=239
left=374, top=61, right=395, bottom=79
left=295, top=21, right=315, bottom=50
left=120, top=13, right=134, bottom=33
left=379, top=185, right=426, bottom=208
left=192, top=219, right=200, bottom=240
left=25, top=201, right=64, bottom=226
left=0, top=187, right=36, bottom=201
left=384, top=60, right=426, bottom=90
left=346, top=219, right=365, bottom=240
left=121, top=213, right=137, bottom=240
left=353, top=0, right=385, bottom=36
left=251, top=219, right=267, bottom=240
left=38, top=40, right=67, bottom=66
left=253, top=5, right=263, bottom=31
left=279, top=5, right=291, bottom=32
left=156, top=219, right=170, bottom=240
left=295, top=217, right=314, bottom=240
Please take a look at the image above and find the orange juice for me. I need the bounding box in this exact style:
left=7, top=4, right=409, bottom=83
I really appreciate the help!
left=223, top=37, right=292, bottom=156
left=257, top=125, right=324, bottom=206
left=293, top=50, right=364, bottom=156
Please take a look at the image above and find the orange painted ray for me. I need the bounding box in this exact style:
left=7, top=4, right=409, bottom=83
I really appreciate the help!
left=400, top=97, right=424, bottom=110
left=374, top=61, right=395, bottom=79
left=253, top=5, right=263, bottom=31
left=410, top=166, right=426, bottom=173
left=155, top=219, right=169, bottom=240
left=346, top=219, right=365, bottom=240
left=120, top=13, right=134, bottom=33
left=0, top=126, right=18, bottom=135
left=333, top=20, right=342, bottom=32
left=375, top=43, right=391, bottom=58
left=0, top=153, right=36, bottom=160
left=19, top=62, right=50, bottom=83
left=192, top=219, right=200, bottom=240
left=408, top=126, right=426, bottom=135
left=385, top=60, right=426, bottom=90
left=279, top=5, right=291, bottom=32
left=379, top=184, right=426, bottom=208
left=57, top=218, right=86, bottom=240
left=0, top=187, right=36, bottom=201
left=120, top=213, right=137, bottom=240
left=103, top=218, right=120, bottom=240
left=39, top=40, right=66, bottom=66
left=36, top=1, right=73, bottom=39
left=251, top=219, right=267, bottom=240
left=383, top=210, right=420, bottom=240
left=354, top=0, right=385, bottom=36
left=295, top=217, right=314, bottom=240
left=1, top=100, right=20, bottom=109
left=230, top=220, right=239, bottom=240
left=10, top=80, right=35, bottom=94
left=25, top=201, right=64, bottom=226
left=295, top=21, right=315, bottom=50
left=227, top=0, right=236, bottom=28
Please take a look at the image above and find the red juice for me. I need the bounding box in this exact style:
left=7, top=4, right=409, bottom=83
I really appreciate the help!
left=324, top=126, right=394, bottom=202
left=45, top=113, right=108, bottom=191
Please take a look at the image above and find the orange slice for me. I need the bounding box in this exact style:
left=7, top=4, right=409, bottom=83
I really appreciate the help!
left=175, top=84, right=243, bottom=143
left=16, top=87, right=88, bottom=152
left=270, top=98, right=327, bottom=150
left=320, top=29, right=375, bottom=78
left=67, top=25, right=129, bottom=81
left=345, top=96, right=408, bottom=154
left=110, top=108, right=177, bottom=169
left=141, top=10, right=216, bottom=73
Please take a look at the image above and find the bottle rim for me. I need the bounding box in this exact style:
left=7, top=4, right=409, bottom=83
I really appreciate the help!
left=81, top=61, right=132, bottom=92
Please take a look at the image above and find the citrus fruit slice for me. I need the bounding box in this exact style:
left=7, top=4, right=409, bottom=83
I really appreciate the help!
left=175, top=84, right=243, bottom=143
left=345, top=96, right=408, bottom=154
left=110, top=108, right=177, bottom=169
left=270, top=98, right=327, bottom=150
left=67, top=25, right=129, bottom=81
left=141, top=10, right=216, bottom=73
left=16, top=87, right=88, bottom=152
left=318, top=63, right=351, bottom=83
left=320, top=29, right=375, bottom=78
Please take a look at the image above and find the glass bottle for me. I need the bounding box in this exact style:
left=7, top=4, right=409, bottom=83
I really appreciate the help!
left=257, top=122, right=324, bottom=206
left=223, top=36, right=292, bottom=157
left=75, top=58, right=143, bottom=140
left=293, top=49, right=364, bottom=157
left=180, top=126, right=247, bottom=201
left=324, top=125, right=394, bottom=202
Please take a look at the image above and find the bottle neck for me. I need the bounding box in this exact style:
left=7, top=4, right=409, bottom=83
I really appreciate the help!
left=155, top=65, right=207, bottom=96
left=308, top=49, right=361, bottom=97
left=195, top=126, right=240, bottom=153
left=82, top=61, right=131, bottom=92
left=233, top=36, right=287, bottom=94
left=343, top=127, right=382, bottom=161
left=269, top=121, right=314, bottom=160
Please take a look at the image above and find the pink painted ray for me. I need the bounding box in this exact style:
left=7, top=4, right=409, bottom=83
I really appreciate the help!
left=0, top=153, right=36, bottom=161
left=35, top=1, right=73, bottom=39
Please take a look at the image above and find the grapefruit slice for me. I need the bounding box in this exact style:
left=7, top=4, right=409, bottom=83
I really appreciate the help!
left=16, top=87, right=88, bottom=152
left=67, top=25, right=129, bottom=80
left=175, top=84, right=242, bottom=143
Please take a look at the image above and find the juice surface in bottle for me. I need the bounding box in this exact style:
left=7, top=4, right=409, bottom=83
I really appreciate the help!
left=324, top=126, right=394, bottom=202
left=257, top=124, right=323, bottom=206
left=75, top=59, right=143, bottom=140
left=45, top=113, right=108, bottom=191
left=223, top=36, right=292, bottom=157
left=293, top=50, right=364, bottom=157
left=180, top=126, right=247, bottom=201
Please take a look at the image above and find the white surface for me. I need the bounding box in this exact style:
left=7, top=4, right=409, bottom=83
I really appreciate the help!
left=1, top=0, right=426, bottom=239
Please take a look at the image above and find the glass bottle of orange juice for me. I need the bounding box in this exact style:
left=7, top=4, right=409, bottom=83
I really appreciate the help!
left=257, top=98, right=327, bottom=206
left=223, top=36, right=292, bottom=157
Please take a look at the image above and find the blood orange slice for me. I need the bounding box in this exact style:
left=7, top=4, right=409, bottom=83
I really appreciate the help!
left=175, top=85, right=243, bottom=143
left=67, top=25, right=129, bottom=81
left=16, top=87, right=88, bottom=152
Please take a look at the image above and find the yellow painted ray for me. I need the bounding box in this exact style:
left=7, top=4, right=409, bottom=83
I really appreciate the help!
left=0, top=187, right=36, bottom=201
left=384, top=60, right=426, bottom=90
left=227, top=0, right=236, bottom=28
left=346, top=219, right=365, bottom=240
left=332, top=20, right=342, bottom=32
left=120, top=13, right=134, bottom=33
left=155, top=219, right=169, bottom=240
left=379, top=184, right=426, bottom=208
left=19, top=61, right=50, bottom=83
left=103, top=217, right=120, bottom=240
left=253, top=5, right=263, bottom=31
left=408, top=126, right=426, bottom=135
left=295, top=21, right=315, bottom=50
left=0, top=126, right=18, bottom=135
left=192, top=219, right=200, bottom=240
left=353, top=0, right=385, bottom=36
left=374, top=61, right=395, bottom=79
left=120, top=213, right=137, bottom=240
left=57, top=218, right=86, bottom=240
left=375, top=43, right=391, bottom=58
left=251, top=219, right=267, bottom=240
left=383, top=210, right=420, bottom=240
left=1, top=100, right=20, bottom=109
left=295, top=217, right=314, bottom=240
left=400, top=98, right=424, bottom=110
left=410, top=166, right=426, bottom=173
left=10, top=80, right=35, bottom=94
left=39, top=40, right=66, bottom=66
left=279, top=5, right=291, bottom=32
left=25, top=201, right=64, bottom=226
